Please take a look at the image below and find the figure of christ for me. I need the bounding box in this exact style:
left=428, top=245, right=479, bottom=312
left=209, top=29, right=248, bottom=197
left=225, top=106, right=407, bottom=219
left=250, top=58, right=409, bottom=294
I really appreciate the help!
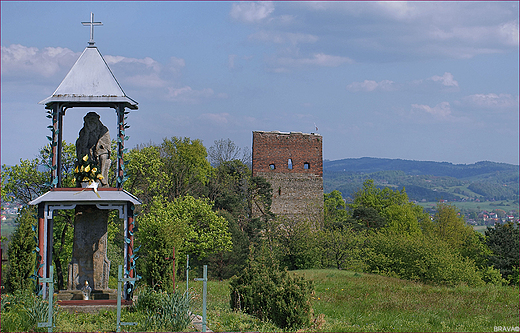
left=76, top=112, right=111, bottom=187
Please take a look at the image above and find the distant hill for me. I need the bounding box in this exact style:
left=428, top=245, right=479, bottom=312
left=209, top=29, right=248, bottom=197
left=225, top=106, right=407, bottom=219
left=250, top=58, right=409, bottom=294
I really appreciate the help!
left=323, top=157, right=519, bottom=202
left=324, top=157, right=518, bottom=180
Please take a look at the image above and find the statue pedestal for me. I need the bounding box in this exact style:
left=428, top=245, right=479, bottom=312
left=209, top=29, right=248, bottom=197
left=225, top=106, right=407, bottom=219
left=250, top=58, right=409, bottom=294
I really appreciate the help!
left=56, top=289, right=118, bottom=301
left=67, top=205, right=111, bottom=292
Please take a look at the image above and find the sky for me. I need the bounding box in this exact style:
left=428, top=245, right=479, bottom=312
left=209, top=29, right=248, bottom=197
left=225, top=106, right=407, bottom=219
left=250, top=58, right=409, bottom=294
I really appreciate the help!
left=1, top=1, right=519, bottom=167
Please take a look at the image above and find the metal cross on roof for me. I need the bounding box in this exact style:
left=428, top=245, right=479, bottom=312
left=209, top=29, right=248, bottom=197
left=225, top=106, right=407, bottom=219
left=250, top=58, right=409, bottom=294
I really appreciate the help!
left=82, top=12, right=103, bottom=46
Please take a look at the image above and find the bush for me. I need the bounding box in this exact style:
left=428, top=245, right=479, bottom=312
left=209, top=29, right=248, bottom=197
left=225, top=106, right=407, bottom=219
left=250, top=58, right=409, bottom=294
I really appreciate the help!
left=1, top=289, right=58, bottom=332
left=364, top=232, right=484, bottom=287
left=229, top=257, right=314, bottom=330
left=133, top=286, right=192, bottom=332
left=5, top=207, right=37, bottom=293
left=481, top=266, right=507, bottom=285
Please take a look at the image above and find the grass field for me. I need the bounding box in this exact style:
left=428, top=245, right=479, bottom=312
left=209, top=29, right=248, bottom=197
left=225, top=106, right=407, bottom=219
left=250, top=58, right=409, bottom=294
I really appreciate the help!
left=418, top=200, right=519, bottom=212
left=2, top=269, right=519, bottom=332
left=188, top=269, right=519, bottom=332
left=473, top=225, right=489, bottom=234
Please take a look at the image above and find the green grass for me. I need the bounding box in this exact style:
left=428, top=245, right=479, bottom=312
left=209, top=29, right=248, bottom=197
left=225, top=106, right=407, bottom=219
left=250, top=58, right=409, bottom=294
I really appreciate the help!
left=191, top=269, right=518, bottom=332
left=473, top=225, right=488, bottom=234
left=293, top=269, right=519, bottom=332
left=3, top=270, right=518, bottom=332
left=418, top=200, right=519, bottom=212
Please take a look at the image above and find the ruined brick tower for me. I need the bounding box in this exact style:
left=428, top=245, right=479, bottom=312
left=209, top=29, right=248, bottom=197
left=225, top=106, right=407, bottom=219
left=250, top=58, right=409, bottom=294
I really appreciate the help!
left=252, top=131, right=324, bottom=222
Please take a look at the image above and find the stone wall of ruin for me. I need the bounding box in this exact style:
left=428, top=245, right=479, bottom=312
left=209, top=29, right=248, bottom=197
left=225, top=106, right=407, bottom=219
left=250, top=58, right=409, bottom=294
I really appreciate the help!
left=252, top=131, right=323, bottom=221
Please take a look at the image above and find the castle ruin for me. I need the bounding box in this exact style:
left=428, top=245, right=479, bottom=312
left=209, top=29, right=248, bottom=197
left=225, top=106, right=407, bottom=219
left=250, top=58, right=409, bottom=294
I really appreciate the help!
left=252, top=131, right=324, bottom=222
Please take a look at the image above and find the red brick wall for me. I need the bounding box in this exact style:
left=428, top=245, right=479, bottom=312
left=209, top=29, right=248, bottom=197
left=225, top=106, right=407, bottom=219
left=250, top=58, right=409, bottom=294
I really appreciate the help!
left=252, top=131, right=323, bottom=221
left=252, top=131, right=323, bottom=177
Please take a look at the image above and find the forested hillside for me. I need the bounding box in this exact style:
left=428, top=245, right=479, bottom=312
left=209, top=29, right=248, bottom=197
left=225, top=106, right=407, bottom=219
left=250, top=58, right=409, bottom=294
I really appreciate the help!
left=324, top=158, right=519, bottom=202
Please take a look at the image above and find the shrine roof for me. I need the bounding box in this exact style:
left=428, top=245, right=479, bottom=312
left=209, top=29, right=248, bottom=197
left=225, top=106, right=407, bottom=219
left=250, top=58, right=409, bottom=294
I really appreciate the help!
left=38, top=46, right=138, bottom=109
left=29, top=188, right=141, bottom=206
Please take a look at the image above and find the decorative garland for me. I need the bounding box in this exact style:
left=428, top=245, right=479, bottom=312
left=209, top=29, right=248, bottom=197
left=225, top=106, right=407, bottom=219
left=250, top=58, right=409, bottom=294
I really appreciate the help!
left=124, top=204, right=141, bottom=296
left=30, top=221, right=43, bottom=296
left=43, top=108, right=58, bottom=188
left=117, top=110, right=131, bottom=187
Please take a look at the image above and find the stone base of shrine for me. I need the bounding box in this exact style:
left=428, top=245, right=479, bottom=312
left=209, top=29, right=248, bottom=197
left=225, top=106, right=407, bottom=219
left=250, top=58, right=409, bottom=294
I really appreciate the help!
left=57, top=299, right=133, bottom=314
left=55, top=289, right=118, bottom=301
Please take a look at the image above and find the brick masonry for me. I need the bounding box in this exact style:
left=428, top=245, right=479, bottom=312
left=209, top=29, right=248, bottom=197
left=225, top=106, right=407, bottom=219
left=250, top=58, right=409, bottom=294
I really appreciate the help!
left=252, top=131, right=324, bottom=221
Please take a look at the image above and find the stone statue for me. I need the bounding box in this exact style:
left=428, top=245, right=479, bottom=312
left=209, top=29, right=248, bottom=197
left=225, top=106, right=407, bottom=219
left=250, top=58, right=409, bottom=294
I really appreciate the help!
left=76, top=112, right=111, bottom=187
left=81, top=280, right=92, bottom=300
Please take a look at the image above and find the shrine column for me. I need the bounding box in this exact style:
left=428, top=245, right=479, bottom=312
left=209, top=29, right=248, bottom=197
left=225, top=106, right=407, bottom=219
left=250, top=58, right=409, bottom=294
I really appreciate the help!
left=116, top=104, right=126, bottom=189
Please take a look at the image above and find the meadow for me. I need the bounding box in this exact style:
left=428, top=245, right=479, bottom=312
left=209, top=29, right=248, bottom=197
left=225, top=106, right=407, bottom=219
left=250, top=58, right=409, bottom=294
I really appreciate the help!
left=419, top=200, right=519, bottom=212
left=191, top=269, right=518, bottom=332
left=2, top=269, right=518, bottom=332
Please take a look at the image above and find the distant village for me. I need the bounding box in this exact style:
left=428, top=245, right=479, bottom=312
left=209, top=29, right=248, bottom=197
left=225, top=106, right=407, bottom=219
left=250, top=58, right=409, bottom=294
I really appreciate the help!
left=1, top=202, right=22, bottom=221
left=465, top=210, right=519, bottom=227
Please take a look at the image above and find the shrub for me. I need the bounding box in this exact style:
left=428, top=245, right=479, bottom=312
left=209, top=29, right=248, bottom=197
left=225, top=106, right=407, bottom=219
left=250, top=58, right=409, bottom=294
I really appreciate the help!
left=481, top=266, right=507, bottom=285
left=229, top=257, right=314, bottom=330
left=364, top=232, right=484, bottom=287
left=1, top=289, right=58, bottom=332
left=133, top=286, right=192, bottom=332
left=485, top=221, right=519, bottom=284
left=5, top=207, right=37, bottom=293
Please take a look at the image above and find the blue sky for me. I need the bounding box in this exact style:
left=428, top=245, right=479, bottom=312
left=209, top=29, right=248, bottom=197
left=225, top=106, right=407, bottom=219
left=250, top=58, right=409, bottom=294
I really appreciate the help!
left=2, top=1, right=519, bottom=166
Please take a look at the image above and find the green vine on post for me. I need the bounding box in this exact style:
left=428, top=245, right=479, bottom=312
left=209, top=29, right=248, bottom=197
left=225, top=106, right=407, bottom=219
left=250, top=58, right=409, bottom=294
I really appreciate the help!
left=29, top=222, right=43, bottom=296
left=125, top=205, right=141, bottom=297
left=43, top=109, right=58, bottom=188
left=117, top=110, right=130, bottom=187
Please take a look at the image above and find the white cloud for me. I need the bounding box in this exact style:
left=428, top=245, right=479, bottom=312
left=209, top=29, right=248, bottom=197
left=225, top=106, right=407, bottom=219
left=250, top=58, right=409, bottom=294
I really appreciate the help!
left=249, top=30, right=318, bottom=45
left=375, top=2, right=418, bottom=21
left=166, top=86, right=215, bottom=103
left=462, top=93, right=519, bottom=108
left=267, top=2, right=518, bottom=61
left=430, top=72, right=458, bottom=87
left=167, top=57, right=186, bottom=74
left=105, top=55, right=161, bottom=71
left=198, top=113, right=231, bottom=125
left=104, top=54, right=188, bottom=90
left=230, top=2, right=275, bottom=23
left=411, top=72, right=460, bottom=92
left=346, top=79, right=395, bottom=92
left=275, top=53, right=353, bottom=68
left=124, top=73, right=167, bottom=88
left=1, top=44, right=78, bottom=77
left=411, top=102, right=452, bottom=120
left=498, top=20, right=519, bottom=46
left=105, top=54, right=164, bottom=75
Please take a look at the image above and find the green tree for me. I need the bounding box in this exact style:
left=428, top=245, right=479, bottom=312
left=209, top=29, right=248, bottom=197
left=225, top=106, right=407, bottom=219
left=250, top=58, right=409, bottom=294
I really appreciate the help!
left=268, top=216, right=319, bottom=270
left=319, top=227, right=366, bottom=270
left=382, top=203, right=423, bottom=235
left=323, top=190, right=350, bottom=229
left=207, top=160, right=250, bottom=217
left=205, top=211, right=249, bottom=280
left=4, top=207, right=37, bottom=293
left=485, top=221, right=519, bottom=284
left=349, top=179, right=409, bottom=213
left=207, top=138, right=251, bottom=167
left=125, top=137, right=213, bottom=206
left=2, top=142, right=77, bottom=291
left=365, top=231, right=484, bottom=287
left=2, top=159, right=49, bottom=205
left=229, top=253, right=314, bottom=330
left=245, top=176, right=274, bottom=247
left=426, top=203, right=490, bottom=269
left=137, top=195, right=232, bottom=291
left=124, top=144, right=164, bottom=205
left=348, top=180, right=427, bottom=235
left=430, top=203, right=473, bottom=249
left=350, top=206, right=386, bottom=231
